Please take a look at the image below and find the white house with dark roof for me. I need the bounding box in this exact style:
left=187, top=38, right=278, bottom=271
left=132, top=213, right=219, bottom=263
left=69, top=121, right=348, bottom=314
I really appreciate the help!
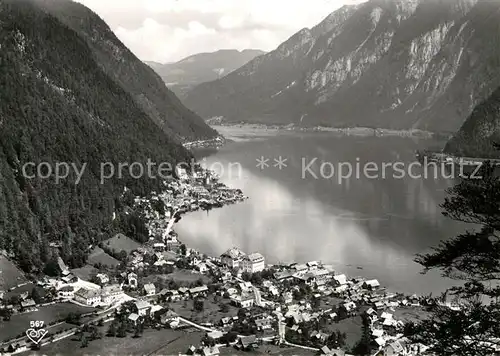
left=241, top=253, right=265, bottom=273
left=363, top=279, right=380, bottom=289
left=74, top=287, right=101, bottom=306
left=134, top=300, right=152, bottom=316
left=101, top=284, right=122, bottom=304
left=220, top=247, right=246, bottom=269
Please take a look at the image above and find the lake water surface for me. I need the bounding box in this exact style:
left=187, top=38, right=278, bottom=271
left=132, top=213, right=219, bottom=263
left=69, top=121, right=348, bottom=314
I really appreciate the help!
left=177, top=127, right=465, bottom=295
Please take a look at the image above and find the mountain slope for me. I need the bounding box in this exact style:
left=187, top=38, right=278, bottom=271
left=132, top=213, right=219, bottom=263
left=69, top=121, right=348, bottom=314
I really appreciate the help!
left=445, top=86, right=500, bottom=158
left=37, top=0, right=217, bottom=142
left=146, top=49, right=265, bottom=98
left=0, top=0, right=192, bottom=272
left=184, top=0, right=500, bottom=133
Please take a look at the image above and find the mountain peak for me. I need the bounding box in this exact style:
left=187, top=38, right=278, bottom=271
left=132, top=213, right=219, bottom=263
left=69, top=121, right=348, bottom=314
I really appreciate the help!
left=183, top=0, right=500, bottom=132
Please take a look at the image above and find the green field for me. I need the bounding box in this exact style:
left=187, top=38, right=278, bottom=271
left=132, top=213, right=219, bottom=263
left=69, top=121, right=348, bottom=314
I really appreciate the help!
left=87, top=247, right=120, bottom=267
left=70, top=265, right=98, bottom=281
left=219, top=344, right=316, bottom=356
left=28, top=328, right=203, bottom=356
left=169, top=297, right=238, bottom=324
left=324, top=315, right=363, bottom=349
left=0, top=255, right=27, bottom=290
left=144, top=269, right=211, bottom=288
left=103, top=234, right=140, bottom=254
left=0, top=303, right=95, bottom=343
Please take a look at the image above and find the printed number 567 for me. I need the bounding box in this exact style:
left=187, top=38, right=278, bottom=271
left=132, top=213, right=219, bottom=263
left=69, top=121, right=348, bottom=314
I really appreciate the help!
left=30, top=321, right=44, bottom=328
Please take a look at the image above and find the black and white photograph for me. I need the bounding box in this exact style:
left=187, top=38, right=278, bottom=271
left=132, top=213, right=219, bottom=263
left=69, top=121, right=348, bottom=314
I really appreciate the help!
left=1, top=0, right=500, bottom=355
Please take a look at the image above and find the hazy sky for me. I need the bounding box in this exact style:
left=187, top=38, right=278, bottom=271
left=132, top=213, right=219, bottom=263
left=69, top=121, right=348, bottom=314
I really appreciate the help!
left=75, top=0, right=366, bottom=63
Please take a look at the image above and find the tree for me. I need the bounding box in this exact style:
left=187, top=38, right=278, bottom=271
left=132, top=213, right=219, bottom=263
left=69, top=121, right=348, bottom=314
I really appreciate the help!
left=250, top=272, right=263, bottom=285
left=194, top=298, right=204, bottom=313
left=351, top=314, right=371, bottom=356
left=31, top=287, right=43, bottom=304
left=241, top=272, right=251, bottom=282
left=43, top=258, right=60, bottom=277
left=327, top=330, right=347, bottom=349
left=179, top=244, right=187, bottom=256
left=65, top=312, right=81, bottom=325
left=311, top=297, right=321, bottom=310
left=90, top=327, right=102, bottom=340
left=80, top=335, right=88, bottom=348
left=106, top=322, right=117, bottom=337
left=117, top=322, right=127, bottom=338
left=411, top=163, right=500, bottom=355
left=133, top=324, right=142, bottom=338
left=219, top=303, right=229, bottom=313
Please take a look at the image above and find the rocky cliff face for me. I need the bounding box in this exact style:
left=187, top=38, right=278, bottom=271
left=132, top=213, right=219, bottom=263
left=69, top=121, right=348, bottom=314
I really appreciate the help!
left=184, top=0, right=500, bottom=133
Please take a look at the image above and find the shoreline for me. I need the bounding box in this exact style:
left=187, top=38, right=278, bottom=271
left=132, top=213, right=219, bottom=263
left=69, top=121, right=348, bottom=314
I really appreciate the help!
left=158, top=169, right=420, bottom=300
left=207, top=122, right=449, bottom=139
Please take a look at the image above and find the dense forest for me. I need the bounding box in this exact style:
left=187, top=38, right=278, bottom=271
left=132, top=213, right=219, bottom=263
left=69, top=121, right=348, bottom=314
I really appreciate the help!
left=445, top=86, right=500, bottom=158
left=37, top=0, right=218, bottom=143
left=0, top=0, right=195, bottom=273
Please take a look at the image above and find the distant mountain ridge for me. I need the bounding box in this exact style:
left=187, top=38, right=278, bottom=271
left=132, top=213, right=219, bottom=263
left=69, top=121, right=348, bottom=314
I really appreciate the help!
left=184, top=0, right=500, bottom=134
left=146, top=49, right=265, bottom=97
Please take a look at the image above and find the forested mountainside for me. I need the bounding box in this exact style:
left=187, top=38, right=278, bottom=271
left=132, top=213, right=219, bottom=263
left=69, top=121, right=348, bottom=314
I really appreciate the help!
left=445, top=86, right=500, bottom=158
left=145, top=49, right=265, bottom=98
left=184, top=0, right=500, bottom=134
left=36, top=0, right=218, bottom=142
left=0, top=0, right=193, bottom=272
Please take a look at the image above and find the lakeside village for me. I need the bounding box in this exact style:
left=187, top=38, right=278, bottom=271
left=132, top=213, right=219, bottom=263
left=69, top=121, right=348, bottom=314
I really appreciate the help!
left=1, top=166, right=442, bottom=356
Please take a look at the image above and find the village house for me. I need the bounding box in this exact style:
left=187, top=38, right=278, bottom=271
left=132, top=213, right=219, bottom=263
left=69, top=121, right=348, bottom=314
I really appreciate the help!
left=306, top=261, right=319, bottom=270
left=363, top=279, right=381, bottom=290
left=61, top=273, right=78, bottom=284
left=127, top=272, right=138, bottom=288
left=201, top=346, right=220, bottom=356
left=101, top=284, right=122, bottom=304
left=189, top=285, right=209, bottom=298
left=293, top=272, right=317, bottom=287
left=134, top=300, right=152, bottom=316
left=238, top=281, right=253, bottom=293
left=153, top=242, right=166, bottom=252
left=196, top=262, right=208, bottom=274
left=95, top=273, right=109, bottom=285
left=220, top=247, right=246, bottom=269
left=241, top=253, right=265, bottom=273
left=230, top=293, right=254, bottom=308
left=20, top=298, right=36, bottom=310
left=333, top=274, right=348, bottom=286
left=206, top=330, right=224, bottom=343
left=160, top=310, right=179, bottom=325
left=58, top=286, right=75, bottom=299
left=383, top=338, right=414, bottom=355
left=74, top=287, right=101, bottom=306
left=281, top=291, right=293, bottom=304
left=255, top=316, right=273, bottom=331
left=320, top=346, right=345, bottom=356
left=236, top=335, right=258, bottom=351
left=128, top=313, right=140, bottom=325
left=143, top=283, right=156, bottom=296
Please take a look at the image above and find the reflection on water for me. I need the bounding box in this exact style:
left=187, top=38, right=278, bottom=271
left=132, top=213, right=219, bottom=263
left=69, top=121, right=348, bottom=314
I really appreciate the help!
left=179, top=132, right=464, bottom=295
